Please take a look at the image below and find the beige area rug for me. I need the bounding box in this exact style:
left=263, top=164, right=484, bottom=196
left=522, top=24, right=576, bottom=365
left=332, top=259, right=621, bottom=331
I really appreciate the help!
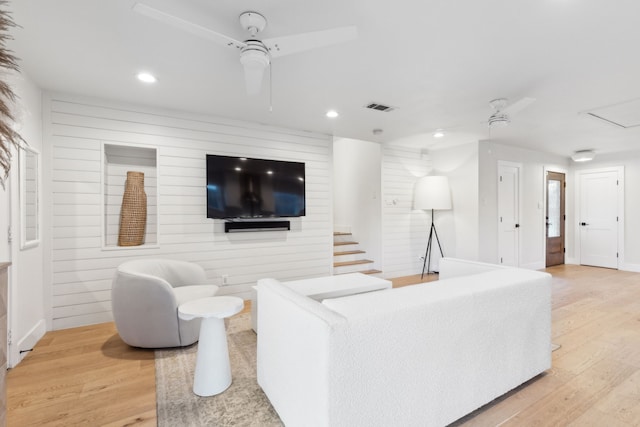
left=156, top=313, right=561, bottom=425
left=155, top=313, right=283, bottom=427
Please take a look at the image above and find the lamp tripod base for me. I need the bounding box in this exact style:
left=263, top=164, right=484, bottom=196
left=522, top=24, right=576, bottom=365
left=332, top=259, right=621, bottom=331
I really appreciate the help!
left=421, top=209, right=445, bottom=279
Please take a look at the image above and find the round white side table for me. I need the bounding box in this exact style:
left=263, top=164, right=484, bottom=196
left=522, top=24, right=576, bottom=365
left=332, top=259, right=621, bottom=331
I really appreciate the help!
left=178, top=296, right=244, bottom=396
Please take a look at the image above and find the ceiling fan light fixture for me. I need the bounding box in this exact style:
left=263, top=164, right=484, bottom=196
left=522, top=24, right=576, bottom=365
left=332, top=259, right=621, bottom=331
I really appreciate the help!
left=488, top=114, right=510, bottom=127
left=240, top=46, right=270, bottom=95
left=433, top=129, right=445, bottom=138
left=571, top=150, right=596, bottom=162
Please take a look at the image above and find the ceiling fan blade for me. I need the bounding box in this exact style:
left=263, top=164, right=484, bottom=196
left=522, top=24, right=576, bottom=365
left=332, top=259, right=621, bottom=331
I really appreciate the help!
left=503, top=97, right=536, bottom=116
left=133, top=3, right=246, bottom=50
left=263, top=26, right=357, bottom=58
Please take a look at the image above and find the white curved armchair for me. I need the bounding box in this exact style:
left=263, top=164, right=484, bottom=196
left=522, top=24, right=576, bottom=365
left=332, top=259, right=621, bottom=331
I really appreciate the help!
left=112, top=259, right=219, bottom=348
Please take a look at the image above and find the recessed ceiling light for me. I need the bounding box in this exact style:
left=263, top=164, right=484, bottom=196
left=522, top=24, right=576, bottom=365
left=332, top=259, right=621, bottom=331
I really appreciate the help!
left=326, top=110, right=339, bottom=118
left=137, top=72, right=157, bottom=83
left=433, top=129, right=445, bottom=138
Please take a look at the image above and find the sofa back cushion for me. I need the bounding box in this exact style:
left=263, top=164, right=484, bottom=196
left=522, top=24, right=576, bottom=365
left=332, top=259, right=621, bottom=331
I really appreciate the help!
left=438, top=257, right=508, bottom=280
left=322, top=268, right=547, bottom=319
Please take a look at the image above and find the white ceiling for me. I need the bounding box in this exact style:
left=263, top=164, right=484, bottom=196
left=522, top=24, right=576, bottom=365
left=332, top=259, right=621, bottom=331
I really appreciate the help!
left=8, top=0, right=640, bottom=158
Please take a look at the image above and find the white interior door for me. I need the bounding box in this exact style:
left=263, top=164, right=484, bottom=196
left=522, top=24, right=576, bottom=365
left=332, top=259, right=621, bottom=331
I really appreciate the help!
left=498, top=163, right=520, bottom=266
left=579, top=169, right=619, bottom=268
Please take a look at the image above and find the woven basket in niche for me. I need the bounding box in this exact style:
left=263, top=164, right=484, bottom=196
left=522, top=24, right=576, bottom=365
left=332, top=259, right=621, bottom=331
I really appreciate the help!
left=118, top=171, right=147, bottom=246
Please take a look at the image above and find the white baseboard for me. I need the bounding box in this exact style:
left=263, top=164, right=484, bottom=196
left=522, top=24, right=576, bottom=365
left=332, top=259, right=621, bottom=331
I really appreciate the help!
left=215, top=286, right=252, bottom=301
left=520, top=261, right=545, bottom=271
left=620, top=263, right=640, bottom=273
left=11, top=319, right=47, bottom=368
left=561, top=259, right=639, bottom=272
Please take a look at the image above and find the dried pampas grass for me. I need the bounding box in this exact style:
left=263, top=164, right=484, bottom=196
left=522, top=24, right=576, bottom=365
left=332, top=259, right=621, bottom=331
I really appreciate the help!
left=0, top=1, right=25, bottom=188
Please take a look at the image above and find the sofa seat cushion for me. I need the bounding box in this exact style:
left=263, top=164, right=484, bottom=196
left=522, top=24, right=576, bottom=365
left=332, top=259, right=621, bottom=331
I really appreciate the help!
left=173, top=285, right=219, bottom=306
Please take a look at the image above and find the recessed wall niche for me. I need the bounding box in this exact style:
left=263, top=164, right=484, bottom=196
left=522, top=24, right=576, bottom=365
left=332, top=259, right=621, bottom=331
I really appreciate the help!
left=103, top=143, right=158, bottom=249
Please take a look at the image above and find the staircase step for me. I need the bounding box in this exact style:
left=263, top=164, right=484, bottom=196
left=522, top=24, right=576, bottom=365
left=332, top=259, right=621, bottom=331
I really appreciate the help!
left=335, top=269, right=383, bottom=275
left=334, top=241, right=359, bottom=246
left=334, top=250, right=366, bottom=256
left=333, top=259, right=374, bottom=268
left=333, top=232, right=352, bottom=236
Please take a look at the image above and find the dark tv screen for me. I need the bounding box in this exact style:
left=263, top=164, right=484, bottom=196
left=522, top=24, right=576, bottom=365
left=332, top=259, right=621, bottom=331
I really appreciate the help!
left=206, top=155, right=306, bottom=219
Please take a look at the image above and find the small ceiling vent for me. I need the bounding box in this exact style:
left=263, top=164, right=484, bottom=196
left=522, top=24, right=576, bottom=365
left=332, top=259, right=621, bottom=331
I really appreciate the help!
left=365, top=102, right=395, bottom=112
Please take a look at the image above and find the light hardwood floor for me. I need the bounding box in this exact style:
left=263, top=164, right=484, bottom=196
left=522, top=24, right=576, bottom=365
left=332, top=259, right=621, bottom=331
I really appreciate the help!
left=7, top=265, right=640, bottom=426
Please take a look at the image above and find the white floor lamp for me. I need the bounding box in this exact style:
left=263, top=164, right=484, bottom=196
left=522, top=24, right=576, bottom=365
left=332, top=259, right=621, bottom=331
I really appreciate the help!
left=414, top=176, right=452, bottom=278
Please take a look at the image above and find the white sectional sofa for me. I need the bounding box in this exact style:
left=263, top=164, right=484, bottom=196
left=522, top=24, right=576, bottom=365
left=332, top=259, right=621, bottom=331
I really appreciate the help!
left=256, top=258, right=552, bottom=427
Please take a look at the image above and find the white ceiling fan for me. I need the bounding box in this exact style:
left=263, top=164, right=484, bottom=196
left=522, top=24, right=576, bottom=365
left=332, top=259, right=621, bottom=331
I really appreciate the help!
left=133, top=3, right=358, bottom=95
left=486, top=97, right=536, bottom=128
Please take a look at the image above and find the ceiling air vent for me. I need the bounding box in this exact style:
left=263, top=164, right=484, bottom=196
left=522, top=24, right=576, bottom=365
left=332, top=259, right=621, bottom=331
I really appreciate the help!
left=365, top=102, right=395, bottom=112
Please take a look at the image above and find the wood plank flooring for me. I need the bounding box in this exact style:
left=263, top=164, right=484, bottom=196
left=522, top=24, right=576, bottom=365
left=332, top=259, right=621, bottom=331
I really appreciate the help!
left=6, top=322, right=157, bottom=426
left=7, top=265, right=640, bottom=426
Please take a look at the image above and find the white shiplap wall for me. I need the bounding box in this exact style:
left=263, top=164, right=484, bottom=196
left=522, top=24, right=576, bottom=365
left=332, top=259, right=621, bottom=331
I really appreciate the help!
left=381, top=146, right=432, bottom=278
left=46, top=94, right=333, bottom=330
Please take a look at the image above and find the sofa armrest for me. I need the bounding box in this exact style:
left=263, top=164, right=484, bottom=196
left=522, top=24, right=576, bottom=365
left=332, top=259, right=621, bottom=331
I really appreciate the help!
left=256, top=278, right=346, bottom=426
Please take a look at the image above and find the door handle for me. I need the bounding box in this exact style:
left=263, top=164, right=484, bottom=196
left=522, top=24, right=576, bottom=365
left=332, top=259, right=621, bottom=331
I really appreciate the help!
left=580, top=222, right=589, bottom=226
left=515, top=224, right=520, bottom=228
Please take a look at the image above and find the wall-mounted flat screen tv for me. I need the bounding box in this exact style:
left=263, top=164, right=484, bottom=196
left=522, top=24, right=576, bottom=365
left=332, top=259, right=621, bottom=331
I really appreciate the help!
left=206, top=154, right=306, bottom=219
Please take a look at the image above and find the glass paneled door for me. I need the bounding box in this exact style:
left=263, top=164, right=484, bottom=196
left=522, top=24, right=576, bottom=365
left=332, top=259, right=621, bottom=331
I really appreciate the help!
left=546, top=171, right=565, bottom=267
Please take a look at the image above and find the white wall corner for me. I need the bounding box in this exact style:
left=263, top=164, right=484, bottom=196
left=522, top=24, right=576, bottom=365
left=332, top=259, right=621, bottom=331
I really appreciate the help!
left=11, top=318, right=46, bottom=367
